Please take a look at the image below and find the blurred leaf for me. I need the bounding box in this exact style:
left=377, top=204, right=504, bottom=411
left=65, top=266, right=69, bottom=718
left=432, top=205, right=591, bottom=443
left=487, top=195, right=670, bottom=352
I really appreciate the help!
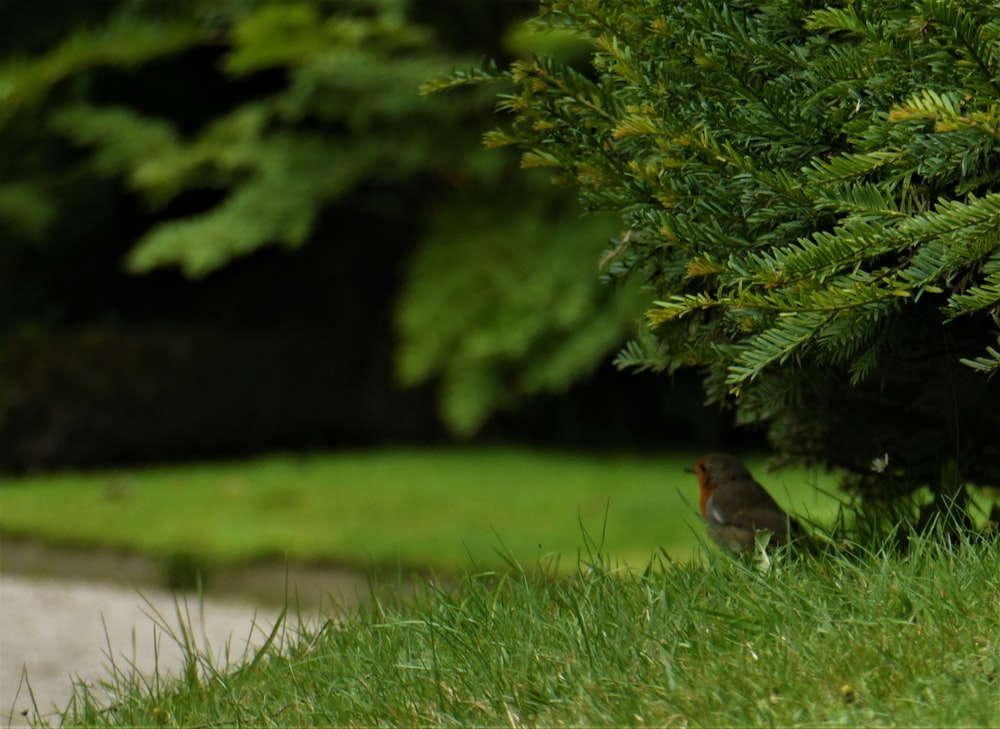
left=0, top=181, right=56, bottom=237
left=396, top=178, right=646, bottom=435
left=0, top=19, right=201, bottom=128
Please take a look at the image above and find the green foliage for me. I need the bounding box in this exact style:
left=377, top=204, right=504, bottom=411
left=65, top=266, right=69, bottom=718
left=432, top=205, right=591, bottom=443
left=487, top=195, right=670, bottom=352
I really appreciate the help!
left=396, top=180, right=644, bottom=434
left=439, top=0, right=1000, bottom=508
left=31, top=1, right=492, bottom=277
left=0, top=181, right=56, bottom=237
left=0, top=7, right=202, bottom=249
left=0, top=0, right=642, bottom=436
left=0, top=18, right=201, bottom=128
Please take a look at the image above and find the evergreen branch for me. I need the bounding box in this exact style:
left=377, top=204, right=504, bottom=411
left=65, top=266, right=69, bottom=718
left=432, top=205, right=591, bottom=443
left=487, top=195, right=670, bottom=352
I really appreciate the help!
left=422, top=0, right=1000, bottom=462
left=531, top=58, right=621, bottom=126
left=726, top=310, right=835, bottom=387
left=946, top=270, right=1000, bottom=317
left=649, top=271, right=906, bottom=328
left=420, top=63, right=506, bottom=95
left=614, top=327, right=693, bottom=373
left=960, top=345, right=1000, bottom=374
left=646, top=293, right=719, bottom=325
left=734, top=276, right=909, bottom=313
left=815, top=182, right=912, bottom=219
left=804, top=150, right=906, bottom=185
left=739, top=220, right=901, bottom=284
left=920, top=0, right=1000, bottom=96
left=806, top=6, right=884, bottom=39
left=735, top=192, right=1000, bottom=289
left=959, top=318, right=1000, bottom=374
left=890, top=88, right=1000, bottom=140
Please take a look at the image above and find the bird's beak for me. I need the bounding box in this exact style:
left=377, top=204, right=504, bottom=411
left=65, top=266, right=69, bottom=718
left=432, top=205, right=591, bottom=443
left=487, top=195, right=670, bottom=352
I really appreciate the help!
left=683, top=465, right=695, bottom=473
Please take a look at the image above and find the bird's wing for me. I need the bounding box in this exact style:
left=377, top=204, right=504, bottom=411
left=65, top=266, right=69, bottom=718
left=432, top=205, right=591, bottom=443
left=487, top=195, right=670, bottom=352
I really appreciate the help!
left=705, top=498, right=730, bottom=528
left=728, top=506, right=793, bottom=542
left=706, top=494, right=791, bottom=542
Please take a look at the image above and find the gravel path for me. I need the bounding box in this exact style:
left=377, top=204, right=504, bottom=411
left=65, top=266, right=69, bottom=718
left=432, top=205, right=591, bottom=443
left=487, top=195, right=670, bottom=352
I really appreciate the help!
left=1, top=575, right=293, bottom=728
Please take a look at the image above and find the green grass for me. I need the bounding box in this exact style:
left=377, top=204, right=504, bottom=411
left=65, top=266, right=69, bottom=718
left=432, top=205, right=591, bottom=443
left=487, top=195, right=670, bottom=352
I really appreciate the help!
left=6, top=449, right=996, bottom=726
left=46, top=535, right=1000, bottom=728
left=0, top=448, right=840, bottom=572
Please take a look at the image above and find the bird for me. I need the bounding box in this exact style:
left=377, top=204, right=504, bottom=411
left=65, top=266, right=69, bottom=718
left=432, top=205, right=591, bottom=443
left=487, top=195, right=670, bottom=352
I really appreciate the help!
left=686, top=453, right=799, bottom=554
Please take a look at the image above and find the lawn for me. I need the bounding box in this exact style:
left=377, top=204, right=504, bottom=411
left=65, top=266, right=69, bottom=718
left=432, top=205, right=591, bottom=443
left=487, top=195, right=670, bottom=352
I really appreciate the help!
left=0, top=448, right=841, bottom=572
left=5, top=449, right=997, bottom=727
left=52, top=535, right=1000, bottom=728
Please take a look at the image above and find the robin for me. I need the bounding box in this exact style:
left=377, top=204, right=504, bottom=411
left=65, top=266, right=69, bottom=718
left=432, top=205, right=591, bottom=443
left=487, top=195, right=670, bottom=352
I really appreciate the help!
left=686, top=453, right=799, bottom=554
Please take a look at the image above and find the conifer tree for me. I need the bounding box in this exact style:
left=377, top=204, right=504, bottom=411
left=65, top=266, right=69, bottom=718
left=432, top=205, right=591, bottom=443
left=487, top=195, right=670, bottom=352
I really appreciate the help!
left=433, top=0, right=1000, bottom=524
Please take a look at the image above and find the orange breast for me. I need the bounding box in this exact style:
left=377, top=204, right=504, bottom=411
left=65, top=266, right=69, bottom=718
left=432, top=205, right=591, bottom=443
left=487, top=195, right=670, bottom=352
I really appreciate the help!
left=698, top=479, right=715, bottom=518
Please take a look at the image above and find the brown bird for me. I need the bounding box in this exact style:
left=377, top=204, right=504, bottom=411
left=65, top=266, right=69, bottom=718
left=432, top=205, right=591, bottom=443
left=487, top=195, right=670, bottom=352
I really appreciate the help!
left=686, top=453, right=799, bottom=554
